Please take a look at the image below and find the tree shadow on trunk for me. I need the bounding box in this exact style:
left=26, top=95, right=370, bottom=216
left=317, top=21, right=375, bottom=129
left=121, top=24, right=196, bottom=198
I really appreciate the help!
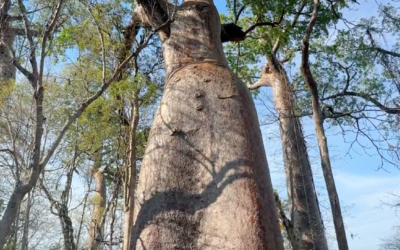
left=131, top=154, right=255, bottom=248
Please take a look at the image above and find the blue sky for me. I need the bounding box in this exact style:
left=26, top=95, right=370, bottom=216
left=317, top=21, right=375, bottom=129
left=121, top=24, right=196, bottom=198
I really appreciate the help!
left=214, top=1, right=400, bottom=249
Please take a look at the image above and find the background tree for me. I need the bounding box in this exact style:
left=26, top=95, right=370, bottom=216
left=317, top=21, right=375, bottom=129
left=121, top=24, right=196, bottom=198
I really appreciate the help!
left=221, top=0, right=354, bottom=248
left=0, top=0, right=154, bottom=247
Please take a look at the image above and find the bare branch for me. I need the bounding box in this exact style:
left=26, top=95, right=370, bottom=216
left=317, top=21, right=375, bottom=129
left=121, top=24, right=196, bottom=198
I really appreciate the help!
left=12, top=27, right=41, bottom=37
left=244, top=18, right=283, bottom=36
left=322, top=91, right=400, bottom=114
left=234, top=5, right=246, bottom=25
left=366, top=29, right=400, bottom=58
left=247, top=64, right=273, bottom=90
left=301, top=0, right=320, bottom=94
left=38, top=0, right=64, bottom=87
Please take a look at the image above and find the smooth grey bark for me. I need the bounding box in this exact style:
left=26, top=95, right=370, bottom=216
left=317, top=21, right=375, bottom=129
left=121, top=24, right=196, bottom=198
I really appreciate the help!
left=245, top=1, right=328, bottom=248
left=130, top=0, right=284, bottom=249
left=250, top=64, right=328, bottom=250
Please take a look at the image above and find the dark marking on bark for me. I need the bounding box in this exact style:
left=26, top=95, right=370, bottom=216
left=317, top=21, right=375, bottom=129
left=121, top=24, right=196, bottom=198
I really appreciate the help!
left=137, top=0, right=170, bottom=36
left=221, top=23, right=246, bottom=43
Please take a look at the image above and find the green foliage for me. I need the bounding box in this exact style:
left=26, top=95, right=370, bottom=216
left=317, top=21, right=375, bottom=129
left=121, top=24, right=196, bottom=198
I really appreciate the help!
left=221, top=0, right=351, bottom=86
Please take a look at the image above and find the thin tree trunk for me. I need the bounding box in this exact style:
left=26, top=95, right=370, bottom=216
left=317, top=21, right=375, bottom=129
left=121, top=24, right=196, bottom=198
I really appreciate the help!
left=301, top=1, right=349, bottom=249
left=76, top=180, right=92, bottom=249
left=131, top=1, right=284, bottom=249
left=12, top=206, right=19, bottom=250
left=303, top=68, right=349, bottom=250
left=86, top=152, right=106, bottom=250
left=20, top=192, right=31, bottom=250
left=41, top=181, right=77, bottom=250
left=56, top=203, right=76, bottom=250
left=0, top=187, right=28, bottom=247
left=123, top=92, right=139, bottom=250
left=252, top=64, right=328, bottom=250
left=108, top=183, right=121, bottom=250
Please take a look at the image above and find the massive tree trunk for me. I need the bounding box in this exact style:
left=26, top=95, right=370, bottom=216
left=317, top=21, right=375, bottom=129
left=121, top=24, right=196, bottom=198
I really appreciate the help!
left=130, top=0, right=284, bottom=249
left=250, top=64, right=328, bottom=250
left=86, top=152, right=106, bottom=250
left=301, top=1, right=349, bottom=249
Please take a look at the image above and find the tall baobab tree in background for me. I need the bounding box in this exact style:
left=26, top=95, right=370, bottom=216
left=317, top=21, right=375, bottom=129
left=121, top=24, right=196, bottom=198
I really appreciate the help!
left=249, top=62, right=328, bottom=250
left=129, top=0, right=284, bottom=249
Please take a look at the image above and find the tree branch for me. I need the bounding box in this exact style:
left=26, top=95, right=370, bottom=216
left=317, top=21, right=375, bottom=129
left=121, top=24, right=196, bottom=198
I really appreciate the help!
left=321, top=91, right=400, bottom=114
left=276, top=0, right=307, bottom=57
left=85, top=2, right=106, bottom=83
left=39, top=32, right=155, bottom=169
left=301, top=0, right=319, bottom=96
left=221, top=23, right=246, bottom=43
left=234, top=5, right=246, bottom=25
left=135, top=0, right=170, bottom=36
left=12, top=27, right=41, bottom=37
left=17, top=0, right=39, bottom=84
left=247, top=64, right=273, bottom=90
left=366, top=29, right=400, bottom=58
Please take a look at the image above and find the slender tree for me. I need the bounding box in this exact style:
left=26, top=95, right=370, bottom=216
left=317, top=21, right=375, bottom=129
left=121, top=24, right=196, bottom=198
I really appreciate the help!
left=301, top=0, right=349, bottom=249
left=20, top=191, right=31, bottom=250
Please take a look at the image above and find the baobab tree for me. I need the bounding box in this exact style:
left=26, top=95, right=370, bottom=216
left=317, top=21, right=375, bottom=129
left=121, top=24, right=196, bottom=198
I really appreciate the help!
left=129, top=0, right=284, bottom=249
